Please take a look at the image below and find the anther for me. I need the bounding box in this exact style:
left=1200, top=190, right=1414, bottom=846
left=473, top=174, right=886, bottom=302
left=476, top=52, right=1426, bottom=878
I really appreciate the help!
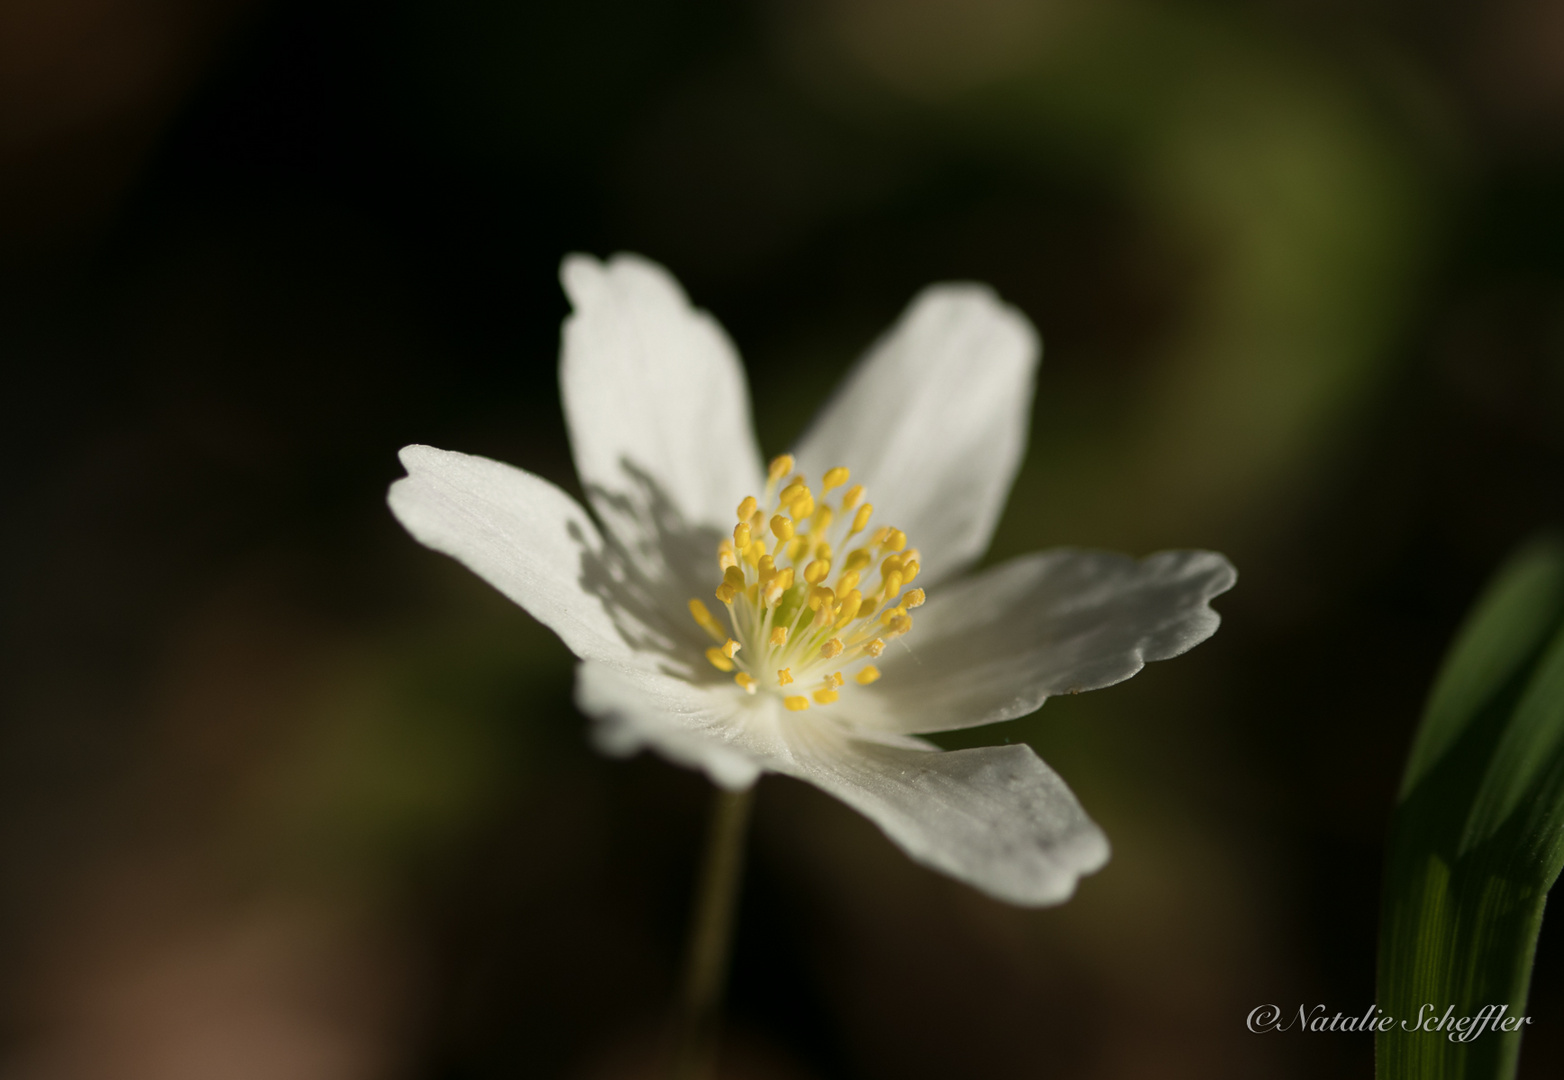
left=869, top=526, right=891, bottom=546
left=737, top=496, right=759, bottom=522
left=855, top=666, right=881, bottom=685
left=826, top=672, right=844, bottom=689
left=734, top=523, right=751, bottom=548
left=836, top=590, right=862, bottom=622
left=735, top=673, right=758, bottom=694
left=841, top=484, right=865, bottom=510
left=790, top=493, right=815, bottom=520
left=705, top=647, right=734, bottom=672
left=882, top=570, right=904, bottom=598
left=904, top=588, right=926, bottom=608
left=813, top=689, right=839, bottom=705
left=887, top=613, right=913, bottom=636
left=779, top=482, right=807, bottom=506
left=836, top=570, right=860, bottom=594
left=777, top=668, right=794, bottom=686
left=784, top=695, right=810, bottom=711
left=823, top=466, right=849, bottom=492
left=885, top=528, right=907, bottom=552
left=821, top=638, right=844, bottom=659
left=851, top=504, right=874, bottom=534
left=768, top=455, right=794, bottom=482
left=902, top=559, right=920, bottom=582
left=804, top=559, right=831, bottom=585
left=865, top=638, right=886, bottom=657
left=808, top=585, right=835, bottom=610
left=722, top=639, right=741, bottom=659
left=770, top=626, right=789, bottom=647
left=770, top=515, right=794, bottom=541
left=689, top=599, right=727, bottom=642
left=715, top=582, right=738, bottom=603
left=724, top=566, right=745, bottom=589
left=844, top=549, right=873, bottom=572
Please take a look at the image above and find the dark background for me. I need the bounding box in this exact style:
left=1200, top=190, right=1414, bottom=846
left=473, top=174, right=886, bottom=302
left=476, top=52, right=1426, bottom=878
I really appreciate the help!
left=3, top=0, right=1564, bottom=1077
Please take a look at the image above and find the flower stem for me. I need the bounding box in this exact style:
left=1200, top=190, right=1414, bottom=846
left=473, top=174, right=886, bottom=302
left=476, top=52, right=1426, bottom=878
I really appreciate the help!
left=668, top=783, right=756, bottom=1080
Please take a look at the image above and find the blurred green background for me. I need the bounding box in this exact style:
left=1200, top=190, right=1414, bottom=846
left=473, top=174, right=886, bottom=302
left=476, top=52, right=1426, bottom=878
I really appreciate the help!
left=2, top=0, right=1563, bottom=1077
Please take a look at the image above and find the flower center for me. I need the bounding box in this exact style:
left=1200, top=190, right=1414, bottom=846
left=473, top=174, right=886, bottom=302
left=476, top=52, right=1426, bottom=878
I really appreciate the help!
left=687, top=454, right=924, bottom=711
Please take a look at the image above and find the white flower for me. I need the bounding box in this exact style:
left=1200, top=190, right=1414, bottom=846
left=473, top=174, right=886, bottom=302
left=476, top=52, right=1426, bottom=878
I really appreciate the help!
left=389, top=253, right=1235, bottom=907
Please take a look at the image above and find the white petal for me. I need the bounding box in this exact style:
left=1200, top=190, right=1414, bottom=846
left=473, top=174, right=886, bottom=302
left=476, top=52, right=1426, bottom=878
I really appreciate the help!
left=575, top=660, right=792, bottom=791
left=792, top=284, right=1039, bottom=586
left=856, top=549, right=1235, bottom=734
left=776, top=725, right=1109, bottom=906
left=390, top=444, right=681, bottom=669
left=559, top=254, right=766, bottom=571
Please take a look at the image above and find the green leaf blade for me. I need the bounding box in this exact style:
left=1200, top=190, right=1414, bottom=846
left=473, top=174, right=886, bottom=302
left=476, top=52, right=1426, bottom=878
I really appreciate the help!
left=1378, top=536, right=1564, bottom=1080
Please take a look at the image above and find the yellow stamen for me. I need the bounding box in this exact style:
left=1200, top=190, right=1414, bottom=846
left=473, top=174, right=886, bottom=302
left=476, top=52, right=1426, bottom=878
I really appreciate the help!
left=866, top=638, right=886, bottom=657
left=844, top=549, right=873, bottom=572
left=723, top=565, right=745, bottom=590
left=851, top=504, right=874, bottom=534
left=778, top=482, right=807, bottom=506
left=836, top=569, right=860, bottom=594
left=808, top=585, right=835, bottom=610
left=855, top=665, right=881, bottom=685
left=770, top=626, right=789, bottom=647
left=826, top=671, right=844, bottom=689
left=882, top=570, right=904, bottom=598
left=757, top=555, right=776, bottom=582
left=777, top=668, right=793, bottom=686
left=768, top=455, right=794, bottom=483
left=721, top=638, right=741, bottom=659
left=870, top=526, right=891, bottom=546
left=804, top=559, right=831, bottom=585
left=813, top=689, right=839, bottom=705
left=822, top=466, right=849, bottom=491
left=705, top=646, right=734, bottom=672
left=734, top=523, right=751, bottom=548
left=811, top=507, right=834, bottom=536
left=902, top=559, right=920, bottom=583
left=689, top=599, right=727, bottom=642
left=836, top=589, right=862, bottom=622
left=885, top=528, right=907, bottom=552
left=744, top=540, right=766, bottom=565
left=904, top=588, right=925, bottom=608
left=841, top=484, right=865, bottom=509
left=887, top=613, right=913, bottom=636
left=770, top=515, right=794, bottom=541
left=735, top=672, right=757, bottom=694
left=718, top=541, right=737, bottom=571
left=821, top=637, right=844, bottom=659
left=715, top=583, right=738, bottom=603
left=784, top=695, right=810, bottom=711
left=790, top=493, right=815, bottom=520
